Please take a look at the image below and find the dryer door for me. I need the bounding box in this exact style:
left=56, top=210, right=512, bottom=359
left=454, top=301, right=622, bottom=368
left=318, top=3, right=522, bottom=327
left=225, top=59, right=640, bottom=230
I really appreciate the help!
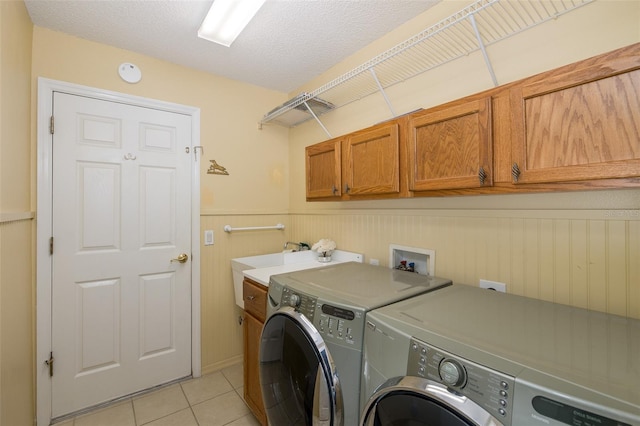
left=260, top=306, right=343, bottom=426
left=360, top=376, right=504, bottom=426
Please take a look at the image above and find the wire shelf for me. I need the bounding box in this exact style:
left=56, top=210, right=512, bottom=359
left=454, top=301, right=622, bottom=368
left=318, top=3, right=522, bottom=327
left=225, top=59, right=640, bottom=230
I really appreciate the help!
left=259, top=0, right=594, bottom=130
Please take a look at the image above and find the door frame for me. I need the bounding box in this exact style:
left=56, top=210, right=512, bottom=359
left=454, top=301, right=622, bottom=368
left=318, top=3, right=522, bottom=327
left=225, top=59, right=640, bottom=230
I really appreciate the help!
left=36, top=78, right=202, bottom=426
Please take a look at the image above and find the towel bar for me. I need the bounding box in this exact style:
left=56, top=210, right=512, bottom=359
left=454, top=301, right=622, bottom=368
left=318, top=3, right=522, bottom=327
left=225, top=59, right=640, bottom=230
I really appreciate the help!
left=223, top=223, right=285, bottom=233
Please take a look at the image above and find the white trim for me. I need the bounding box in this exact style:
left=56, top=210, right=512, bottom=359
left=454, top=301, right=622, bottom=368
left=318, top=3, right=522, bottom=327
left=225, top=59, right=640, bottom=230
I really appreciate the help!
left=36, top=78, right=201, bottom=425
left=190, top=110, right=202, bottom=379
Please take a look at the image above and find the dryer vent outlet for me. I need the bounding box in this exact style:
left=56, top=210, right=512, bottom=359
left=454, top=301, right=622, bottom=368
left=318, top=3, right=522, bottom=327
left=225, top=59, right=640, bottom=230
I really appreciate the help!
left=479, top=279, right=506, bottom=293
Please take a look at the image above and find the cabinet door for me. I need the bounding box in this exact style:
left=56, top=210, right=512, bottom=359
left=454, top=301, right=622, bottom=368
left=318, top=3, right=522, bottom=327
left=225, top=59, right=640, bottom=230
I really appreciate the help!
left=243, top=312, right=267, bottom=425
left=243, top=279, right=266, bottom=322
left=511, top=57, right=640, bottom=184
left=306, top=138, right=342, bottom=199
left=408, top=98, right=492, bottom=191
left=344, top=122, right=400, bottom=196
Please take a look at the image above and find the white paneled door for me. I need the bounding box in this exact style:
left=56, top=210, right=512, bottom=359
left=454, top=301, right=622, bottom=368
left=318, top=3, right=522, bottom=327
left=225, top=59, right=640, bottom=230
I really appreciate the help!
left=51, top=92, right=192, bottom=417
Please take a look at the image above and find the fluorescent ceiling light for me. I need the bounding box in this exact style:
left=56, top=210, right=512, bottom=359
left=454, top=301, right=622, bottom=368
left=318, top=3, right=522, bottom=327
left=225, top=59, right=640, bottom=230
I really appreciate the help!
left=198, top=0, right=266, bottom=47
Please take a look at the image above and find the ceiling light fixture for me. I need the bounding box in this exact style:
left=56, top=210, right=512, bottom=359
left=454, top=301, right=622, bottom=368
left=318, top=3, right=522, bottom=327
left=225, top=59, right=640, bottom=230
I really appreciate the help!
left=198, top=0, right=266, bottom=47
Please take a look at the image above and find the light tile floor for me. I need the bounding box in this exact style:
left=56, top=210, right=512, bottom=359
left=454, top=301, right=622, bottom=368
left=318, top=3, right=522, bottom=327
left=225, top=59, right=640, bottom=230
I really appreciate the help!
left=54, top=363, right=260, bottom=426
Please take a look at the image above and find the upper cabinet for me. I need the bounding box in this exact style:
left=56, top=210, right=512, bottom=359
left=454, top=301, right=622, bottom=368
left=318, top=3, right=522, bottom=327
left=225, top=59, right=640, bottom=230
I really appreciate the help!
left=306, top=138, right=342, bottom=199
left=306, top=121, right=402, bottom=200
left=305, top=43, right=640, bottom=202
left=408, top=98, right=492, bottom=191
left=510, top=44, right=640, bottom=185
left=343, top=122, right=400, bottom=196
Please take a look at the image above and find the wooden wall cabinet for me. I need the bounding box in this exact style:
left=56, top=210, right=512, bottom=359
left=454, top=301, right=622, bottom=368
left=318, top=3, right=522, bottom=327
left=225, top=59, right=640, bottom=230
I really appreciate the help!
left=343, top=122, right=400, bottom=196
left=242, top=278, right=267, bottom=426
left=305, top=138, right=342, bottom=199
left=306, top=121, right=402, bottom=200
left=510, top=44, right=640, bottom=185
left=408, top=97, right=493, bottom=191
left=305, top=43, right=640, bottom=201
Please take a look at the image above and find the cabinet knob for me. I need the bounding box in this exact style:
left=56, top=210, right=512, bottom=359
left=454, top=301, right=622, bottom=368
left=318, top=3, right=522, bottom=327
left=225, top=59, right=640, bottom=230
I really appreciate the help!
left=344, top=184, right=351, bottom=193
left=511, top=162, right=521, bottom=182
left=246, top=295, right=255, bottom=301
left=332, top=185, right=338, bottom=195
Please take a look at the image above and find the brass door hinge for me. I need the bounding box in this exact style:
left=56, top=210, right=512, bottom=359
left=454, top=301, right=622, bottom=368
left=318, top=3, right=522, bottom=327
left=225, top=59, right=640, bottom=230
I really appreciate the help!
left=50, top=116, right=55, bottom=135
left=49, top=237, right=54, bottom=255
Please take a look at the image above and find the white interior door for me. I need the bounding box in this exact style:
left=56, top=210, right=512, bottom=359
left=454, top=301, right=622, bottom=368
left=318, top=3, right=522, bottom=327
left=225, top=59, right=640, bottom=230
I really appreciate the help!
left=50, top=92, right=193, bottom=417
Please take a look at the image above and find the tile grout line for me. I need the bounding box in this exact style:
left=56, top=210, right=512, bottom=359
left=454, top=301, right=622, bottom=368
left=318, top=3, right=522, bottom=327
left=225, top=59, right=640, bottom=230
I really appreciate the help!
left=64, top=365, right=252, bottom=426
left=131, top=397, right=139, bottom=426
left=179, top=380, right=201, bottom=426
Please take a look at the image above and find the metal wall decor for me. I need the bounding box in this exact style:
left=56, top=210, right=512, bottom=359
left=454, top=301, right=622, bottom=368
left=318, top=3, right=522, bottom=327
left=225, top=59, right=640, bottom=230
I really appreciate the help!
left=207, top=160, right=229, bottom=175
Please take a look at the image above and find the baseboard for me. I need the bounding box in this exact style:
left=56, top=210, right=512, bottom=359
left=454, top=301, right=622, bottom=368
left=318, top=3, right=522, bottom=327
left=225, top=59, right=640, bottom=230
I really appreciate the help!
left=201, top=354, right=243, bottom=376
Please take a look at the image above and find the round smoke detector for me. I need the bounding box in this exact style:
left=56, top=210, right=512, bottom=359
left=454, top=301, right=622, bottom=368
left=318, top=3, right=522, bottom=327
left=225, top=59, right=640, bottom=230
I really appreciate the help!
left=118, top=63, right=142, bottom=84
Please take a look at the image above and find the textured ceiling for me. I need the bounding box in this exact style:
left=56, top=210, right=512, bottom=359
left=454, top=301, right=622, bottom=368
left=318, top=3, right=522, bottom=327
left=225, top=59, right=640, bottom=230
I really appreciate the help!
left=25, top=0, right=441, bottom=93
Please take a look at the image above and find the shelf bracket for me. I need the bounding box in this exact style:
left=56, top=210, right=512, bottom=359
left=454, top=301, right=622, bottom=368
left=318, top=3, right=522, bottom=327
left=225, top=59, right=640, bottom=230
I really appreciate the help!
left=303, top=100, right=332, bottom=138
left=468, top=13, right=498, bottom=87
left=369, top=67, right=396, bottom=117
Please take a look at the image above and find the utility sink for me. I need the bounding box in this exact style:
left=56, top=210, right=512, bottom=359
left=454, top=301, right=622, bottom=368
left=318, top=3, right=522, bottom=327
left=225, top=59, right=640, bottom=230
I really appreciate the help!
left=231, top=250, right=363, bottom=308
left=231, top=251, right=313, bottom=309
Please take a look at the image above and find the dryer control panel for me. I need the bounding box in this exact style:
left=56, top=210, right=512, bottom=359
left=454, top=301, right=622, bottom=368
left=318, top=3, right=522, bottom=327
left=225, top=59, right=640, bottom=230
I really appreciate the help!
left=408, top=337, right=515, bottom=425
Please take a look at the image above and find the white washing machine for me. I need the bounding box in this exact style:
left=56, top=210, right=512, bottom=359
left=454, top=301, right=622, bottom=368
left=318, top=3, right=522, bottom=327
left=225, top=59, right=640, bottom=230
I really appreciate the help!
left=360, top=284, right=640, bottom=425
left=259, top=262, right=452, bottom=426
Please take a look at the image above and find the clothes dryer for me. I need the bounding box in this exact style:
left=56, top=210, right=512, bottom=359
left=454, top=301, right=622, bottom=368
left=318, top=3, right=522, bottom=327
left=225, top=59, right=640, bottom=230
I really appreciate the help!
left=259, top=262, right=452, bottom=426
left=360, top=285, right=640, bottom=425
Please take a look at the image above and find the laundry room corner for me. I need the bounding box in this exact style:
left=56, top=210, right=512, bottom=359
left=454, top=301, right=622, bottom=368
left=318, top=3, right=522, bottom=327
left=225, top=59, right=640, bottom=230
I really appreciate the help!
left=0, top=1, right=35, bottom=425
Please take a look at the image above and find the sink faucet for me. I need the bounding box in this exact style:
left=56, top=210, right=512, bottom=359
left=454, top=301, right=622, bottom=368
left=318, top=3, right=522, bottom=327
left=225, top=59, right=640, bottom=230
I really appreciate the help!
left=284, top=241, right=310, bottom=251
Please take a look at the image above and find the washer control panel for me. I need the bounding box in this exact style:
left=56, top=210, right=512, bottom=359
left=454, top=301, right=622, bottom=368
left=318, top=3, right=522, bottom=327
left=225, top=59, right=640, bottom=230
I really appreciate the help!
left=280, top=287, right=365, bottom=348
left=281, top=287, right=317, bottom=320
left=314, top=303, right=365, bottom=348
left=408, top=337, right=515, bottom=425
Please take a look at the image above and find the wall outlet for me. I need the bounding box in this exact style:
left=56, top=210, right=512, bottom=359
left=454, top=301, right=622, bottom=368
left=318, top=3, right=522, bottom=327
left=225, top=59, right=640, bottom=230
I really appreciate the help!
left=369, top=258, right=380, bottom=266
left=479, top=279, right=506, bottom=293
left=204, top=230, right=214, bottom=246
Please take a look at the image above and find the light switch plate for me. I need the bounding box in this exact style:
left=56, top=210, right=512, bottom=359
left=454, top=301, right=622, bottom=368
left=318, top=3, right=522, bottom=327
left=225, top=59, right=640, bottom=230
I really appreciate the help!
left=204, top=230, right=214, bottom=246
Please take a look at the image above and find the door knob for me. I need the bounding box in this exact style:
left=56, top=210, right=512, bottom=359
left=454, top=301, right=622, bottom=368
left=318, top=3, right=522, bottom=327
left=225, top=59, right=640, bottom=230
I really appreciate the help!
left=171, top=253, right=189, bottom=263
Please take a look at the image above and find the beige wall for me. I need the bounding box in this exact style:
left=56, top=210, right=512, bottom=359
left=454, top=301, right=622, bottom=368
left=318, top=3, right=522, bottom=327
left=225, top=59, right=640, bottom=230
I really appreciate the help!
left=200, top=214, right=291, bottom=372
left=0, top=1, right=34, bottom=425
left=286, top=0, right=640, bottom=318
